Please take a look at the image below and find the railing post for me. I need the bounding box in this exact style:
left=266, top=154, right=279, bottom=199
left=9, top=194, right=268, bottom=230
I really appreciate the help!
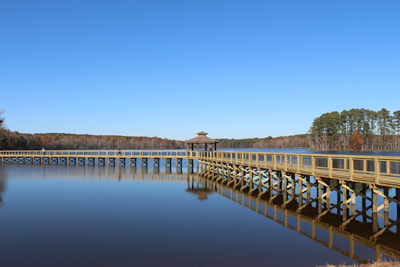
left=312, top=156, right=315, bottom=176
left=299, top=155, right=302, bottom=172
left=349, top=157, right=354, bottom=181
left=328, top=156, right=333, bottom=178
left=375, top=158, right=380, bottom=184
left=284, top=154, right=287, bottom=172
left=296, top=155, right=300, bottom=173
left=264, top=153, right=267, bottom=168
left=363, top=159, right=367, bottom=173
left=273, top=154, right=276, bottom=170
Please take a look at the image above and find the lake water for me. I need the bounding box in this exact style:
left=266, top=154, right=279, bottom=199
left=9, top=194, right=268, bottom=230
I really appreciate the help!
left=0, top=149, right=399, bottom=267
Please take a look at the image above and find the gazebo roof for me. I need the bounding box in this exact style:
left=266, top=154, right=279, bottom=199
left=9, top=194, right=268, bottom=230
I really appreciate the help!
left=185, top=131, right=219, bottom=144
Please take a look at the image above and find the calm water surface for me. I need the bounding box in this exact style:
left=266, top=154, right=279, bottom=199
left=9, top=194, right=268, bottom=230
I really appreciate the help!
left=0, top=149, right=399, bottom=267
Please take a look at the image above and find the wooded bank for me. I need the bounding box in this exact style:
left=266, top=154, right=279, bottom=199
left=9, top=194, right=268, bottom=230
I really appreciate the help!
left=1, top=108, right=400, bottom=151
left=0, top=130, right=309, bottom=150
left=216, top=134, right=309, bottom=149
left=309, top=108, right=400, bottom=151
left=0, top=131, right=184, bottom=150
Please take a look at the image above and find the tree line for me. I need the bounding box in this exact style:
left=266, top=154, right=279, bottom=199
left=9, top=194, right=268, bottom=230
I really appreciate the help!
left=216, top=135, right=309, bottom=149
left=216, top=137, right=268, bottom=148
left=308, top=108, right=400, bottom=150
left=0, top=130, right=184, bottom=152
left=0, top=131, right=184, bottom=150
left=0, top=110, right=310, bottom=150
left=2, top=108, right=400, bottom=151
left=0, top=111, right=185, bottom=150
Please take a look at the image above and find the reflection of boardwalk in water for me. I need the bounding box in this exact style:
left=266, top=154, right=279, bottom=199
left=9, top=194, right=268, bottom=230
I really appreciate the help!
left=0, top=164, right=194, bottom=182
left=198, top=151, right=400, bottom=264
left=192, top=173, right=400, bottom=264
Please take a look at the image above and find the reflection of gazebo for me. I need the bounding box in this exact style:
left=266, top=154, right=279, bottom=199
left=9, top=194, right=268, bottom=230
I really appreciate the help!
left=185, top=188, right=214, bottom=201
left=186, top=131, right=219, bottom=151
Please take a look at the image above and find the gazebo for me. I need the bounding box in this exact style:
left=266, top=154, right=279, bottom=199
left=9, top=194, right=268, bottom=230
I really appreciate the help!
left=186, top=131, right=219, bottom=151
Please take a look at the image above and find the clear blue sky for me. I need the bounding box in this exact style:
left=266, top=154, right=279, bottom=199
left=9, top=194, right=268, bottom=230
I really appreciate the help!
left=1, top=0, right=399, bottom=140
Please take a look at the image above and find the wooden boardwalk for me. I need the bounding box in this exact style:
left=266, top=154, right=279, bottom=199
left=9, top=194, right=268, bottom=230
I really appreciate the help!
left=0, top=150, right=197, bottom=168
left=199, top=151, right=400, bottom=188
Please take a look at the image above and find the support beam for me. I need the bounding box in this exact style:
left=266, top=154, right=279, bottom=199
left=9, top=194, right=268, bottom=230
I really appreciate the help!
left=343, top=182, right=347, bottom=222
left=249, top=168, right=253, bottom=190
left=298, top=175, right=302, bottom=207
left=384, top=188, right=389, bottom=227
left=396, top=188, right=400, bottom=234
left=373, top=189, right=379, bottom=234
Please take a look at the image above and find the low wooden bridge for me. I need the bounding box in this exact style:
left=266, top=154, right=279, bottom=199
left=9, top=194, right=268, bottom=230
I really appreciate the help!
left=0, top=150, right=198, bottom=169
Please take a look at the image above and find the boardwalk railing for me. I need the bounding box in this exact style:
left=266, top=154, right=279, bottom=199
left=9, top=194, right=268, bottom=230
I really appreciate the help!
left=198, top=151, right=400, bottom=187
left=0, top=150, right=198, bottom=158
left=0, top=150, right=199, bottom=167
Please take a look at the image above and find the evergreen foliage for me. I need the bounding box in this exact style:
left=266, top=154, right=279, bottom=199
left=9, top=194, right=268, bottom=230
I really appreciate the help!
left=309, top=108, right=400, bottom=150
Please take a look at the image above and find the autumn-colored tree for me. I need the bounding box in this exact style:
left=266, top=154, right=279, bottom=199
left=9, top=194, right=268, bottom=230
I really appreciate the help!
left=41, top=135, right=52, bottom=146
left=351, top=130, right=363, bottom=150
